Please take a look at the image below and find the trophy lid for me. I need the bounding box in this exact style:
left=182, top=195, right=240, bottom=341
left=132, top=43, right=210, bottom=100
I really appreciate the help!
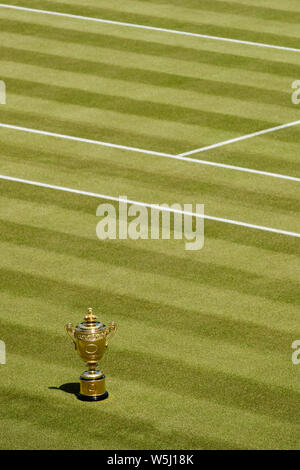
left=76, top=308, right=106, bottom=331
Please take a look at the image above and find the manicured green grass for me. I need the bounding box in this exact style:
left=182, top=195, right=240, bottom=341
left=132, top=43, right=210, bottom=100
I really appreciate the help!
left=0, top=0, right=300, bottom=450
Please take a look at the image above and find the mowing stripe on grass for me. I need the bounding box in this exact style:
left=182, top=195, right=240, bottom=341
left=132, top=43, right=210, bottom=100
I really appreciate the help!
left=179, top=120, right=300, bottom=157
left=1, top=122, right=299, bottom=183
left=0, top=4, right=299, bottom=53
left=0, top=174, right=300, bottom=238
left=0, top=123, right=172, bottom=158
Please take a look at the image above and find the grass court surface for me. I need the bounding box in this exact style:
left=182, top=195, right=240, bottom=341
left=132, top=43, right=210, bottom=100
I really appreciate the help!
left=0, top=0, right=300, bottom=450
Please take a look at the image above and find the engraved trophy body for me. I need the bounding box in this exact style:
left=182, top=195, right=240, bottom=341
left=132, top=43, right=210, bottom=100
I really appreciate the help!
left=65, top=308, right=117, bottom=401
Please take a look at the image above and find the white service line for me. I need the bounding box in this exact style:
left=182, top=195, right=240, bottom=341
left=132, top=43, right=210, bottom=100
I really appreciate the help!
left=1, top=122, right=300, bottom=183
left=0, top=123, right=172, bottom=158
left=0, top=3, right=299, bottom=53
left=178, top=120, right=300, bottom=157
left=0, top=174, right=300, bottom=238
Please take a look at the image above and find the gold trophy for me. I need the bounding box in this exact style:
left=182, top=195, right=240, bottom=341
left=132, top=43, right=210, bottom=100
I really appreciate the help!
left=65, top=308, right=117, bottom=401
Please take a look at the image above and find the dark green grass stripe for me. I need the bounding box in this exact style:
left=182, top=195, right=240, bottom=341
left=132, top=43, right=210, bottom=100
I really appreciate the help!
left=1, top=179, right=300, bottom=257
left=0, top=211, right=299, bottom=307
left=3, top=0, right=300, bottom=49
left=0, top=179, right=96, bottom=214
left=0, top=109, right=187, bottom=154
left=0, top=386, right=240, bottom=450
left=0, top=388, right=205, bottom=450
left=197, top=147, right=300, bottom=177
left=0, top=45, right=294, bottom=109
left=1, top=19, right=300, bottom=78
left=2, top=75, right=296, bottom=138
left=1, top=318, right=300, bottom=425
left=205, top=221, right=300, bottom=256
left=139, top=0, right=300, bottom=24
left=1, top=140, right=299, bottom=215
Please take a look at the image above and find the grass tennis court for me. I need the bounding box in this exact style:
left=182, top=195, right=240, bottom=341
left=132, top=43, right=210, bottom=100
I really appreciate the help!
left=0, top=0, right=300, bottom=450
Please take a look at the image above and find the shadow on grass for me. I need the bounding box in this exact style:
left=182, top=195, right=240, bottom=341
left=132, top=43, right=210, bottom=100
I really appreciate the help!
left=49, top=383, right=79, bottom=396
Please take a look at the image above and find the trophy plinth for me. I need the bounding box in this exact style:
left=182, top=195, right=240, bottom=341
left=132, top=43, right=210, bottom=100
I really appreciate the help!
left=65, top=308, right=117, bottom=402
left=79, top=370, right=108, bottom=402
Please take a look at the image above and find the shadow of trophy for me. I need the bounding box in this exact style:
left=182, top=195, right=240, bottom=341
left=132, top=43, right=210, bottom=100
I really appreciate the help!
left=49, top=383, right=80, bottom=396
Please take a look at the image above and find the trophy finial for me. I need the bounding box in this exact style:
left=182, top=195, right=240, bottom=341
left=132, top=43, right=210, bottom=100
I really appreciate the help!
left=84, top=307, right=97, bottom=323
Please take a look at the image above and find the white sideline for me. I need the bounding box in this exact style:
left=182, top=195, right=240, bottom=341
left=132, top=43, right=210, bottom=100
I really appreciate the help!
left=1, top=122, right=300, bottom=183
left=0, top=174, right=300, bottom=238
left=179, top=120, right=300, bottom=157
left=0, top=3, right=299, bottom=53
left=0, top=123, right=173, bottom=157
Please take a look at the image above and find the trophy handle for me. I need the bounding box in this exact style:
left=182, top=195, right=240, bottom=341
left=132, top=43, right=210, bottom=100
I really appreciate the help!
left=105, top=322, right=117, bottom=347
left=65, top=323, right=77, bottom=350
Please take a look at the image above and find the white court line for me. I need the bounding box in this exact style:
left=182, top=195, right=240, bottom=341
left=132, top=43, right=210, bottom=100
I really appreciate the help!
left=0, top=3, right=299, bottom=53
left=1, top=122, right=300, bottom=183
left=0, top=123, right=172, bottom=158
left=0, top=174, right=300, bottom=238
left=179, top=120, right=300, bottom=156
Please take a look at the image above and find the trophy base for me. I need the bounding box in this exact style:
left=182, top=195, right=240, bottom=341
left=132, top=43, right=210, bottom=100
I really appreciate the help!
left=77, top=391, right=108, bottom=402
left=78, top=370, right=108, bottom=402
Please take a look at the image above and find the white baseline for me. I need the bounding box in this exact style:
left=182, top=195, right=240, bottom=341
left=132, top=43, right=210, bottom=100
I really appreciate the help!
left=0, top=122, right=299, bottom=183
left=0, top=174, right=299, bottom=238
left=0, top=3, right=299, bottom=53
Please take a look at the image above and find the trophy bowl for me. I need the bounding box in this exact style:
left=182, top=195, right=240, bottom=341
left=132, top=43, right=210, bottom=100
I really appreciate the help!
left=65, top=308, right=117, bottom=401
